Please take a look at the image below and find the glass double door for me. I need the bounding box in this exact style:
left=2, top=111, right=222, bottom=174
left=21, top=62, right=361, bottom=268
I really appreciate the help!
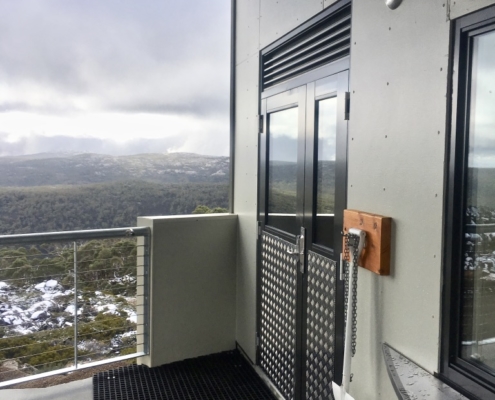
left=257, top=70, right=348, bottom=400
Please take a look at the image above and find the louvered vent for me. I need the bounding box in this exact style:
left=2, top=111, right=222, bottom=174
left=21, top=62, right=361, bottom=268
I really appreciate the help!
left=261, top=5, right=351, bottom=90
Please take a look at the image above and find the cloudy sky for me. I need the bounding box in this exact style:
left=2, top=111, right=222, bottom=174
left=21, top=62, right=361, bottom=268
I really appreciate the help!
left=268, top=98, right=337, bottom=163
left=470, top=30, right=495, bottom=168
left=0, top=0, right=230, bottom=157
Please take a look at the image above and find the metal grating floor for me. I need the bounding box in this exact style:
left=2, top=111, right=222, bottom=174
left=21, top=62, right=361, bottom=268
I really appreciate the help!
left=93, top=350, right=277, bottom=400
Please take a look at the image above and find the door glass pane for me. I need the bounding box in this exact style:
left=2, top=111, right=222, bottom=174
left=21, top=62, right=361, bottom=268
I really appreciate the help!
left=267, top=107, right=298, bottom=234
left=460, top=30, right=495, bottom=372
left=314, top=97, right=337, bottom=248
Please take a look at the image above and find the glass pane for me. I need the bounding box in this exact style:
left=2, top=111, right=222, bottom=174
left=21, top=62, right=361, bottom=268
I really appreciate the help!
left=267, top=107, right=298, bottom=234
left=314, top=97, right=337, bottom=248
left=460, top=30, right=495, bottom=371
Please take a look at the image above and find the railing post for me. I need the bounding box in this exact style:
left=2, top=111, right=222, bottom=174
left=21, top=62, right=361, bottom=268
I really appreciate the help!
left=472, top=266, right=483, bottom=360
left=74, top=241, right=78, bottom=369
left=143, top=232, right=150, bottom=355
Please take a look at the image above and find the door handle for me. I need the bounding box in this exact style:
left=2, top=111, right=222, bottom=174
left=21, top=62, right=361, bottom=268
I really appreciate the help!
left=287, top=227, right=305, bottom=272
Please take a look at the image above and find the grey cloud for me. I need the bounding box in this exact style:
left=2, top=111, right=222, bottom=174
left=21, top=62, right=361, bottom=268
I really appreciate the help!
left=0, top=102, right=76, bottom=114
left=111, top=97, right=229, bottom=117
left=0, top=0, right=230, bottom=117
left=270, top=136, right=297, bottom=163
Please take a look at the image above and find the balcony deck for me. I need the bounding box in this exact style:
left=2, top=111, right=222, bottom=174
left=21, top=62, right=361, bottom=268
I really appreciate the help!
left=1, top=350, right=278, bottom=400
left=94, top=350, right=276, bottom=400
left=0, top=378, right=92, bottom=400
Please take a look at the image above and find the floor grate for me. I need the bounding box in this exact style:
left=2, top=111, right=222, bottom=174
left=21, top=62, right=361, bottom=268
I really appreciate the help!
left=93, top=350, right=277, bottom=400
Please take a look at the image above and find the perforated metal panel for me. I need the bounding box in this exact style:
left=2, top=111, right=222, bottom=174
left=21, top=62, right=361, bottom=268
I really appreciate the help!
left=260, top=231, right=298, bottom=400
left=305, top=251, right=337, bottom=400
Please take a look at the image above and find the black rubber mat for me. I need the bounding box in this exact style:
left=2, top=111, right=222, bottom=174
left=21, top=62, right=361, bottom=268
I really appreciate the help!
left=93, top=350, right=277, bottom=400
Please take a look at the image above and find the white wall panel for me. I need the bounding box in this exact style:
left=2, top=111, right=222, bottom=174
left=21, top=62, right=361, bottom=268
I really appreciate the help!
left=324, top=0, right=339, bottom=8
left=236, top=0, right=260, bottom=65
left=449, top=0, right=495, bottom=19
left=137, top=215, right=237, bottom=367
left=259, top=0, right=323, bottom=49
left=348, top=0, right=449, bottom=398
left=234, top=54, right=261, bottom=362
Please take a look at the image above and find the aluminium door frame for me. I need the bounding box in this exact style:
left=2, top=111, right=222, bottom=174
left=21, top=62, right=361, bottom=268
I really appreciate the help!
left=259, top=84, right=307, bottom=400
left=302, top=70, right=349, bottom=395
left=256, top=57, right=350, bottom=400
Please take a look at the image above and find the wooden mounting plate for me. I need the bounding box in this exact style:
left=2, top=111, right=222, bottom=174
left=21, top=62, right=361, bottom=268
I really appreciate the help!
left=343, top=209, right=392, bottom=276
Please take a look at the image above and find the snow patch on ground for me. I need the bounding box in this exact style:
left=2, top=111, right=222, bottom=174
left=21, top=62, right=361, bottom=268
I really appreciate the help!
left=0, top=274, right=139, bottom=363
left=96, top=304, right=118, bottom=315
left=35, top=280, right=63, bottom=293
left=64, top=304, right=82, bottom=316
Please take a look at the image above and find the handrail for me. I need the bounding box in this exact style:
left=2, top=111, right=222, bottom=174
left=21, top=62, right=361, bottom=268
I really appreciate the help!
left=465, top=223, right=495, bottom=234
left=0, top=226, right=151, bottom=388
left=0, top=226, right=151, bottom=245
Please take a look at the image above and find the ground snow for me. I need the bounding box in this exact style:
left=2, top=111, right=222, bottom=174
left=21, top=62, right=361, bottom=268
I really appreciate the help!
left=64, top=304, right=82, bottom=315
left=0, top=277, right=138, bottom=356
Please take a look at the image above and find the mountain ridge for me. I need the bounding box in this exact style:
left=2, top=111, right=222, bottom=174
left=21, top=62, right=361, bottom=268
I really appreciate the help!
left=0, top=152, right=230, bottom=187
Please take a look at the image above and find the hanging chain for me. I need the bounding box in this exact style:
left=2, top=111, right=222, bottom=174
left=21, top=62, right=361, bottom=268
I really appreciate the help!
left=351, top=239, right=358, bottom=356
left=342, top=232, right=360, bottom=357
left=343, top=234, right=350, bottom=330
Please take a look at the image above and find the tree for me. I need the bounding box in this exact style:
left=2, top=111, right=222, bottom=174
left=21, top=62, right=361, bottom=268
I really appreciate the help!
left=192, top=205, right=228, bottom=214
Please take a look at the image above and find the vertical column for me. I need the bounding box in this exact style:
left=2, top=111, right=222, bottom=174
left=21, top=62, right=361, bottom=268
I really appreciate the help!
left=73, top=241, right=78, bottom=368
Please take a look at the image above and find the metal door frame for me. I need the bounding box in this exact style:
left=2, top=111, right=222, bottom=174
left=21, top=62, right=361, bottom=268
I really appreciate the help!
left=256, top=59, right=349, bottom=400
left=302, top=70, right=349, bottom=396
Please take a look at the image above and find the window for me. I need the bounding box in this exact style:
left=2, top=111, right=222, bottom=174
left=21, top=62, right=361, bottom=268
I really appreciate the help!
left=442, top=5, right=495, bottom=399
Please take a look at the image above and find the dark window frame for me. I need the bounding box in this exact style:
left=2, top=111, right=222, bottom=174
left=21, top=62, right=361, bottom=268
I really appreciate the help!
left=441, top=5, right=495, bottom=399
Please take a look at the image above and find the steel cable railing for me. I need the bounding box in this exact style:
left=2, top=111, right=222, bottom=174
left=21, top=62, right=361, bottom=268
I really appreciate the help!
left=0, top=227, right=150, bottom=387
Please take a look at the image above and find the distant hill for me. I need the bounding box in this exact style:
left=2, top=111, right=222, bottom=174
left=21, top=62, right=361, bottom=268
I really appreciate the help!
left=0, top=152, right=232, bottom=234
left=0, top=153, right=340, bottom=234
left=0, top=180, right=229, bottom=234
left=0, top=152, right=229, bottom=187
left=468, top=168, right=495, bottom=209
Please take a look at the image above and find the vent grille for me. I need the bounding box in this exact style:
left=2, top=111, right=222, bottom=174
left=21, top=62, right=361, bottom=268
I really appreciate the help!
left=262, top=5, right=351, bottom=90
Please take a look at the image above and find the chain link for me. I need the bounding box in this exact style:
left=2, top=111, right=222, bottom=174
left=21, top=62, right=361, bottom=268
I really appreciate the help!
left=343, top=232, right=359, bottom=357
left=343, top=234, right=350, bottom=333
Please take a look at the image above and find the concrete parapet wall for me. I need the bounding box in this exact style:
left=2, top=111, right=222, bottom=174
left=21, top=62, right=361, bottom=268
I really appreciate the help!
left=137, top=214, right=237, bottom=367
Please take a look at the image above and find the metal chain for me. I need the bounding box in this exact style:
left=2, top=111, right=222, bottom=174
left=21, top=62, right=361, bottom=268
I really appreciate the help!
left=342, top=232, right=359, bottom=357
left=351, top=238, right=358, bottom=356
left=343, top=233, right=350, bottom=329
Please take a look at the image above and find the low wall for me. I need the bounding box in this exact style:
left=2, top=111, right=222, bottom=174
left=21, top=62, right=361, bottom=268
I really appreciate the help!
left=137, top=214, right=238, bottom=367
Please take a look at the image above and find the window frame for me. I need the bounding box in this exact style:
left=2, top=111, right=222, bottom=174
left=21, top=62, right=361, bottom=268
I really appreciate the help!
left=441, top=5, right=495, bottom=399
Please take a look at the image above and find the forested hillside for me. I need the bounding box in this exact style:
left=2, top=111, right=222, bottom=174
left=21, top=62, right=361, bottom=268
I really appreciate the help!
left=0, top=152, right=339, bottom=235
left=0, top=152, right=231, bottom=378
left=0, top=181, right=228, bottom=234
left=0, top=152, right=229, bottom=187
left=0, top=152, right=231, bottom=234
left=467, top=168, right=495, bottom=210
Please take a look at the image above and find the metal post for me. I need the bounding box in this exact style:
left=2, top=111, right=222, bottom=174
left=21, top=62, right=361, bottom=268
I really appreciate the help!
left=143, top=232, right=150, bottom=355
left=73, top=241, right=78, bottom=369
left=472, top=266, right=482, bottom=360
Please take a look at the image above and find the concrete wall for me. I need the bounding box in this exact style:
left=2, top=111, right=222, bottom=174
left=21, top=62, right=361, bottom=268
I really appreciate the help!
left=137, top=214, right=237, bottom=367
left=234, top=0, right=339, bottom=365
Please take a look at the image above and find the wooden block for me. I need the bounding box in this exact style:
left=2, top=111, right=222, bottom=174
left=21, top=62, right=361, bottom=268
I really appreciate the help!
left=343, top=209, right=392, bottom=276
